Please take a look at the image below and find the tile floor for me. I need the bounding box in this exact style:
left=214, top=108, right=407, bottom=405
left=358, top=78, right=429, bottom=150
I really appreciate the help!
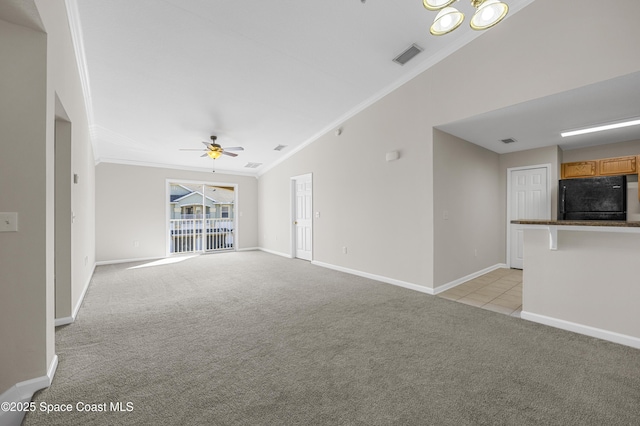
left=438, top=268, right=523, bottom=317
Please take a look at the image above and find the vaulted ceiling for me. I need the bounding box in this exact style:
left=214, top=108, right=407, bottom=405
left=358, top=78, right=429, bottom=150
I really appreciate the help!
left=72, top=0, right=534, bottom=174
left=5, top=1, right=640, bottom=175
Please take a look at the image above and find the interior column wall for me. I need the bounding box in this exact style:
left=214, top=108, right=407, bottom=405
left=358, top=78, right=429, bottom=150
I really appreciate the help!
left=433, top=130, right=502, bottom=288
left=0, top=18, right=49, bottom=393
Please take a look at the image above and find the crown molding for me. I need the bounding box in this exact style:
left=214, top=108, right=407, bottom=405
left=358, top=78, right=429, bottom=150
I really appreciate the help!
left=95, top=157, right=259, bottom=178
left=65, top=0, right=97, bottom=153
left=257, top=0, right=535, bottom=177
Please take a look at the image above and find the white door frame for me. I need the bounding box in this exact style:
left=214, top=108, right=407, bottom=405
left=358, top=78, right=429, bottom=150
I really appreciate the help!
left=165, top=179, right=239, bottom=256
left=290, top=173, right=313, bottom=260
left=506, top=164, right=552, bottom=268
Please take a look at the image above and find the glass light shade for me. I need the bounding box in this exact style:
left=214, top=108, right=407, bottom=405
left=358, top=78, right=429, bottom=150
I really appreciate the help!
left=430, top=7, right=464, bottom=36
left=470, top=0, right=509, bottom=30
left=207, top=150, right=222, bottom=159
left=423, top=0, right=457, bottom=11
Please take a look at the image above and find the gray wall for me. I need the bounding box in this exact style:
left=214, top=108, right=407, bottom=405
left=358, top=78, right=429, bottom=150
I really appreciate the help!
left=0, top=17, right=49, bottom=394
left=96, top=163, right=258, bottom=262
left=258, top=0, right=640, bottom=290
left=524, top=229, right=640, bottom=340
left=433, top=130, right=502, bottom=287
left=0, top=0, right=96, bottom=394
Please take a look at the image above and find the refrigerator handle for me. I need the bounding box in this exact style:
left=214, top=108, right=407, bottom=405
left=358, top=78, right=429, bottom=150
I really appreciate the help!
left=560, top=185, right=566, bottom=214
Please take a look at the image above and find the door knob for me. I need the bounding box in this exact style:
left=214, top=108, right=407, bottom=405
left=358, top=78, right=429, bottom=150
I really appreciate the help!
left=294, top=221, right=298, bottom=224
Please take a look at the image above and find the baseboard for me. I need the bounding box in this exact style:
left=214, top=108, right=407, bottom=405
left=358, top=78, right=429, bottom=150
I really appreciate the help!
left=433, top=263, right=508, bottom=295
left=258, top=247, right=293, bottom=259
left=521, top=311, right=640, bottom=350
left=54, top=316, right=74, bottom=327
left=311, top=260, right=435, bottom=295
left=96, top=256, right=164, bottom=266
left=237, top=247, right=259, bottom=252
left=54, top=262, right=96, bottom=326
left=0, top=355, right=58, bottom=426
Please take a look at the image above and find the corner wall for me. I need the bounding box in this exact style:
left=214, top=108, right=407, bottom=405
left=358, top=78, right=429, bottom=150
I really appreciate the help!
left=257, top=0, right=640, bottom=291
left=0, top=0, right=96, bottom=400
left=433, top=130, right=502, bottom=287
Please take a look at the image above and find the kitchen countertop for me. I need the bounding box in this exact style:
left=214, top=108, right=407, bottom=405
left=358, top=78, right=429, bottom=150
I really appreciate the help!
left=511, top=220, right=640, bottom=227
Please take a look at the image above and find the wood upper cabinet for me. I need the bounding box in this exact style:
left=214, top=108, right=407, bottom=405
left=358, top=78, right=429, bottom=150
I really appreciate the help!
left=598, top=155, right=637, bottom=176
left=561, top=161, right=598, bottom=179
left=561, top=155, right=637, bottom=179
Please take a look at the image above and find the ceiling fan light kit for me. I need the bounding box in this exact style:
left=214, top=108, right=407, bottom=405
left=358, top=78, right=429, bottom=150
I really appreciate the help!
left=469, top=0, right=509, bottom=30
left=425, top=0, right=509, bottom=36
left=206, top=150, right=222, bottom=159
left=180, top=135, right=244, bottom=163
left=430, top=7, right=465, bottom=36
left=423, top=0, right=457, bottom=11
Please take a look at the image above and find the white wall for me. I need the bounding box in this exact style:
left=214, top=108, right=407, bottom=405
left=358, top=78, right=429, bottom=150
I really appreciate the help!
left=258, top=0, right=640, bottom=290
left=95, top=163, right=258, bottom=262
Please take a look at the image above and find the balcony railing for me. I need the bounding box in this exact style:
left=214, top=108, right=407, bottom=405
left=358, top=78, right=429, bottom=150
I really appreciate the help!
left=169, top=218, right=234, bottom=254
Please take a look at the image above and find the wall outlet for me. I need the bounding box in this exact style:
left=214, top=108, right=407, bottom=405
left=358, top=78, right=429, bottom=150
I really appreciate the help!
left=0, top=212, right=18, bottom=232
left=342, top=246, right=348, bottom=254
left=84, top=256, right=88, bottom=266
left=134, top=240, right=140, bottom=247
left=443, top=210, right=449, bottom=220
left=474, top=248, right=478, bottom=257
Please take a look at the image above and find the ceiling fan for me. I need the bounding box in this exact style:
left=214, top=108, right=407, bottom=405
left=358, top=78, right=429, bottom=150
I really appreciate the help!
left=180, top=136, right=244, bottom=160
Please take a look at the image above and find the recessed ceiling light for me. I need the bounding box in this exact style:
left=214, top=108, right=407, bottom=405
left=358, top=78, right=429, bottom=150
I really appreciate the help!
left=561, top=118, right=640, bottom=138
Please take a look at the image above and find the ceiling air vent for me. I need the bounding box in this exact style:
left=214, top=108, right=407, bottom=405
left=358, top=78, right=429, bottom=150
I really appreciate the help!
left=274, top=144, right=288, bottom=151
left=393, top=44, right=423, bottom=66
left=244, top=162, right=262, bottom=169
left=501, top=138, right=517, bottom=144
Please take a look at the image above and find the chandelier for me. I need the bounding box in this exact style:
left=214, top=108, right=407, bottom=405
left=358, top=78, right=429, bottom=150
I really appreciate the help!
left=424, top=0, right=509, bottom=36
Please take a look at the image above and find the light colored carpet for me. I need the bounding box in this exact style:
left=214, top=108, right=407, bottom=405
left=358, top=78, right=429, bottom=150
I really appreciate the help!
left=24, top=251, right=640, bottom=425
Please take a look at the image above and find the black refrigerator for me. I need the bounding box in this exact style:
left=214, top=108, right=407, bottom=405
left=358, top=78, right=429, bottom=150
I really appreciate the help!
left=558, top=176, right=627, bottom=220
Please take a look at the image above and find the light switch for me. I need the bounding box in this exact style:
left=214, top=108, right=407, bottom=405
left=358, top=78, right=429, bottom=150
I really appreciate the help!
left=0, top=212, right=18, bottom=232
left=315, top=212, right=320, bottom=218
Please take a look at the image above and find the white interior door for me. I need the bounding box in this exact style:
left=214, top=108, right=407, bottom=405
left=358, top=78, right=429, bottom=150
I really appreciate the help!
left=509, top=166, right=550, bottom=269
left=293, top=174, right=312, bottom=260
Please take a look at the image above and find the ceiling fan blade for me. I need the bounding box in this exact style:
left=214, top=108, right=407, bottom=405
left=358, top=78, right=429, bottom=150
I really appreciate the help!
left=200, top=153, right=209, bottom=157
left=180, top=148, right=208, bottom=151
left=222, top=151, right=238, bottom=157
left=201, top=141, right=211, bottom=148
left=222, top=146, right=244, bottom=151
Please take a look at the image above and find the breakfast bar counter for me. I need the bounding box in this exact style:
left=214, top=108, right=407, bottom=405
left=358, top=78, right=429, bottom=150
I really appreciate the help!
left=511, top=220, right=640, bottom=349
left=511, top=219, right=640, bottom=227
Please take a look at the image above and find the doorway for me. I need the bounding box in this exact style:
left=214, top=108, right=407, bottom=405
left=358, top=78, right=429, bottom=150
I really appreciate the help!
left=507, top=165, right=551, bottom=269
left=291, top=173, right=313, bottom=261
left=167, top=181, right=237, bottom=255
left=54, top=96, right=73, bottom=324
